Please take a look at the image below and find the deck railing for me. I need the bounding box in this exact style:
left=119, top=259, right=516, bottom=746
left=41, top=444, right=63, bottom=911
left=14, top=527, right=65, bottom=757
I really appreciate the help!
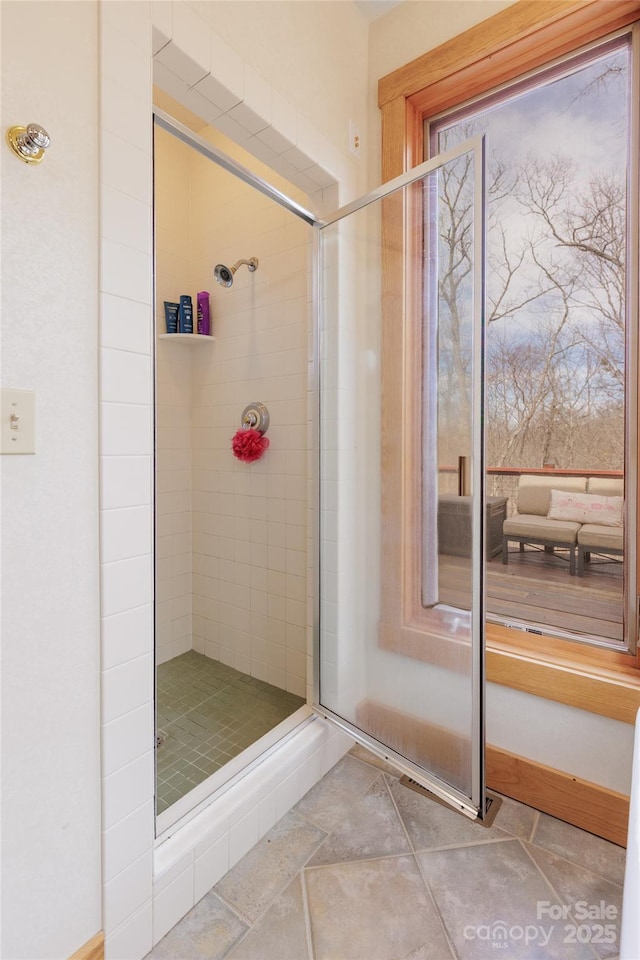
left=439, top=465, right=624, bottom=517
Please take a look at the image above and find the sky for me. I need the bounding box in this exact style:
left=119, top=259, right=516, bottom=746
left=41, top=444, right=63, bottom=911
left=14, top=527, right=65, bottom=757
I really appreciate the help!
left=434, top=40, right=628, bottom=177
left=430, top=38, right=630, bottom=457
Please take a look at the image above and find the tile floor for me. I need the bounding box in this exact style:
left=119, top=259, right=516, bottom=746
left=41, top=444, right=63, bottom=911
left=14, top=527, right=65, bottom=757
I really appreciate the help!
left=148, top=743, right=626, bottom=959
left=156, top=651, right=305, bottom=813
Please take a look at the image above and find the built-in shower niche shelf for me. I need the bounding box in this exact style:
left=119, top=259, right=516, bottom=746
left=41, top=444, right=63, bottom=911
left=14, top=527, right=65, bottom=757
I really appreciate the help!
left=158, top=333, right=216, bottom=343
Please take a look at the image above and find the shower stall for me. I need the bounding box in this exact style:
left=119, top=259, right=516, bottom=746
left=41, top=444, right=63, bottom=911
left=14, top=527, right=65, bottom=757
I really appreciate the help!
left=153, top=111, right=313, bottom=828
left=153, top=103, right=487, bottom=835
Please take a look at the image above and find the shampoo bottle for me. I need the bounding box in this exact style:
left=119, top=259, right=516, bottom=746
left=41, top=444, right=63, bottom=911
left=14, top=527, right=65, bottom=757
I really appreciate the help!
left=197, top=291, right=210, bottom=336
left=163, top=301, right=179, bottom=334
left=178, top=295, right=193, bottom=334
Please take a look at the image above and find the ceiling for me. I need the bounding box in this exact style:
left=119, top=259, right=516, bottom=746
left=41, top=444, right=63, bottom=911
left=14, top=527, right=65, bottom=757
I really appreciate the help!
left=354, top=0, right=402, bottom=21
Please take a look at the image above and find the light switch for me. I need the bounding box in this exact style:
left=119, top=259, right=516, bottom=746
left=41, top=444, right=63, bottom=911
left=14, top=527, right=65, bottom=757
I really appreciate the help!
left=1, top=388, right=35, bottom=454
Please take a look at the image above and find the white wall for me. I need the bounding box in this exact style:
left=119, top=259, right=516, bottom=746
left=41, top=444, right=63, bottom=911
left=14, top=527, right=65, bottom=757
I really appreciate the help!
left=367, top=0, right=516, bottom=186
left=0, top=2, right=102, bottom=957
left=488, top=685, right=635, bottom=793
left=187, top=0, right=370, bottom=197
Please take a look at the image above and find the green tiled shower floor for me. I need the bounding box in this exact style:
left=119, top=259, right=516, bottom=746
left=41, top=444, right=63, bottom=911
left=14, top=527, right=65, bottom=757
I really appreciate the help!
left=156, top=651, right=305, bottom=815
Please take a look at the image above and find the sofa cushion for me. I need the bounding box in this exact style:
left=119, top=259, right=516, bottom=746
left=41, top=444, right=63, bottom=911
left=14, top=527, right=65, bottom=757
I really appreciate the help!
left=548, top=489, right=623, bottom=527
left=587, top=477, right=624, bottom=499
left=516, top=475, right=586, bottom=517
left=577, top=523, right=624, bottom=551
left=503, top=514, right=581, bottom=543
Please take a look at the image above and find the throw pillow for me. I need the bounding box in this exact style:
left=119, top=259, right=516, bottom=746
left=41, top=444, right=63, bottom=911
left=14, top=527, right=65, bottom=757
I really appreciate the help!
left=547, top=489, right=623, bottom=526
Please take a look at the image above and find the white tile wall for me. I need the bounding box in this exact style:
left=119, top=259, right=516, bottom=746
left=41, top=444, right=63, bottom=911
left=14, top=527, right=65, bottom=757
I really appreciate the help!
left=99, top=3, right=155, bottom=956
left=151, top=0, right=172, bottom=55
left=103, top=752, right=154, bottom=834
left=104, top=902, right=153, bottom=960
left=195, top=33, right=244, bottom=112
left=103, top=703, right=154, bottom=780
left=154, top=128, right=194, bottom=665
left=101, top=293, right=152, bottom=355
left=101, top=506, right=152, bottom=565
left=100, top=404, right=152, bottom=459
left=188, top=160, right=310, bottom=696
left=101, top=456, right=152, bottom=511
left=101, top=239, right=153, bottom=305
left=227, top=65, right=271, bottom=134
left=151, top=719, right=353, bottom=946
left=101, top=555, right=153, bottom=619
left=101, top=185, right=152, bottom=254
left=104, top=850, right=154, bottom=933
left=101, top=347, right=152, bottom=405
left=193, top=833, right=229, bottom=902
left=153, top=862, right=195, bottom=943
left=155, top=1, right=210, bottom=87
left=100, top=3, right=352, bottom=957
left=150, top=8, right=340, bottom=203
left=103, top=800, right=154, bottom=885
left=152, top=123, right=311, bottom=697
left=102, top=603, right=154, bottom=672
left=102, top=655, right=154, bottom=725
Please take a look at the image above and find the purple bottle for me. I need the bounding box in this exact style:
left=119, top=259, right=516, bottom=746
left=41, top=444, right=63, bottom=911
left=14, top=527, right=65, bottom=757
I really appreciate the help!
left=197, top=291, right=211, bottom=336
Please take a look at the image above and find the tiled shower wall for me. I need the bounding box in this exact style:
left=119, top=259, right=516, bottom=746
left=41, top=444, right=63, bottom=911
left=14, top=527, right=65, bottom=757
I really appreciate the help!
left=189, top=143, right=309, bottom=699
left=153, top=124, right=309, bottom=697
left=155, top=127, right=193, bottom=665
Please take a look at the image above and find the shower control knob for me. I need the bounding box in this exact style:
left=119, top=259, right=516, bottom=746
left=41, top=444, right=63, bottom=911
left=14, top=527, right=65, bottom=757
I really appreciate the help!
left=240, top=402, right=269, bottom=435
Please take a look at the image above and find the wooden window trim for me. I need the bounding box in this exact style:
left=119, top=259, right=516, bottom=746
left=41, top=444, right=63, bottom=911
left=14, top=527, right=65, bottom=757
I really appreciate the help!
left=378, top=0, right=640, bottom=724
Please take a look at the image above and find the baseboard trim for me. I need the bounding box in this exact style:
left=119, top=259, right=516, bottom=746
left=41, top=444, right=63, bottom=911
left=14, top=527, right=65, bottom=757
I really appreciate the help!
left=487, top=744, right=629, bottom=847
left=68, top=932, right=104, bottom=960
left=355, top=697, right=629, bottom=846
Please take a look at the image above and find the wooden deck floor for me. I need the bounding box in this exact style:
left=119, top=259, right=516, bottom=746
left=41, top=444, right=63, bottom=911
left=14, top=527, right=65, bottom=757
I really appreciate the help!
left=438, top=546, right=624, bottom=642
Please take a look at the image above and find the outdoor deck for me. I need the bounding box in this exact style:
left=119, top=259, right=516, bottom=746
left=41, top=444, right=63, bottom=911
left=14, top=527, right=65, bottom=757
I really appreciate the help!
left=438, top=545, right=623, bottom=642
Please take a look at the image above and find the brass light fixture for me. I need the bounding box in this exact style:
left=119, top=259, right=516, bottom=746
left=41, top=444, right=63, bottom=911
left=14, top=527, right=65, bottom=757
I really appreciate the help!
left=7, top=123, right=51, bottom=164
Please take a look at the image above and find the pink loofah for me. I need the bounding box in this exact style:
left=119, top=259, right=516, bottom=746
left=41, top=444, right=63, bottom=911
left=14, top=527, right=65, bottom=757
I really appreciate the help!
left=231, top=427, right=270, bottom=463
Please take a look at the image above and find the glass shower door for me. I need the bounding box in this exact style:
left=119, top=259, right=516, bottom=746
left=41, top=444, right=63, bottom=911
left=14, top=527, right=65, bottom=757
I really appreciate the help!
left=315, top=138, right=486, bottom=819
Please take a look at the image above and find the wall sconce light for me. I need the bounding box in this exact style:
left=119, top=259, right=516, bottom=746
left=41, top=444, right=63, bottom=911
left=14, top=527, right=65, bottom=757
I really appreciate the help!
left=7, top=123, right=51, bottom=164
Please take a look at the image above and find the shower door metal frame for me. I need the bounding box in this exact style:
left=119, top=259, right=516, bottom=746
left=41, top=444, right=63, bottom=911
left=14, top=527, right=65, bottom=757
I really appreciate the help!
left=312, top=137, right=487, bottom=822
left=153, top=109, right=320, bottom=227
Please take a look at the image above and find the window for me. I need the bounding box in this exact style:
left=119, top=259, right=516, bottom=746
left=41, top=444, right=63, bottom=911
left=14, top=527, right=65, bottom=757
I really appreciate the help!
left=427, top=35, right=633, bottom=651
left=378, top=1, right=640, bottom=722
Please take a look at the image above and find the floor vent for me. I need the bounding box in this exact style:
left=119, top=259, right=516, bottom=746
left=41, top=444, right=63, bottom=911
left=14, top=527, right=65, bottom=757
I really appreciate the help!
left=399, top=775, right=502, bottom=827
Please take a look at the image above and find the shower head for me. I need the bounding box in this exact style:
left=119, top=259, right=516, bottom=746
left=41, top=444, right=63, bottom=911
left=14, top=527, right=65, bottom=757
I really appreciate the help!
left=213, top=257, right=259, bottom=288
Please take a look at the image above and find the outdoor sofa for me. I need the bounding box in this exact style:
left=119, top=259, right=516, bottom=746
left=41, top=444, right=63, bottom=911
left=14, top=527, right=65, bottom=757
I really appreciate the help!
left=502, top=474, right=623, bottom=576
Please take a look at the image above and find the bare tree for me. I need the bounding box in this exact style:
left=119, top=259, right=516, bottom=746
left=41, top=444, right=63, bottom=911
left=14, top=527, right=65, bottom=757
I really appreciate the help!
left=434, top=121, right=627, bottom=471
left=435, top=146, right=556, bottom=461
